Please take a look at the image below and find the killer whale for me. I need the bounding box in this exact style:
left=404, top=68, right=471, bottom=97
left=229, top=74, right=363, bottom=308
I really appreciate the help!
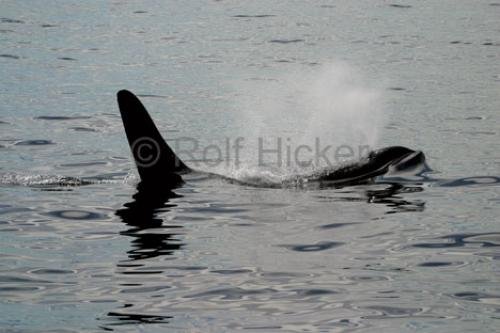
left=117, top=89, right=427, bottom=188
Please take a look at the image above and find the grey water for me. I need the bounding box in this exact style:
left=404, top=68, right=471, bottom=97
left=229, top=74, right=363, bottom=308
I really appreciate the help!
left=1, top=1, right=499, bottom=332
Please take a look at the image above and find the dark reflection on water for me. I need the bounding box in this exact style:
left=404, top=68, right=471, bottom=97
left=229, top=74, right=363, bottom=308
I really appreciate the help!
left=115, top=183, right=184, bottom=261
left=102, top=182, right=184, bottom=328
left=106, top=309, right=172, bottom=326
left=102, top=304, right=172, bottom=330
left=318, top=181, right=427, bottom=215
left=366, top=183, right=425, bottom=214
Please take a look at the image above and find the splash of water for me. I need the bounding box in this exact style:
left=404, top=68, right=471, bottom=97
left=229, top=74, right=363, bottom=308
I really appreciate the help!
left=0, top=172, right=121, bottom=187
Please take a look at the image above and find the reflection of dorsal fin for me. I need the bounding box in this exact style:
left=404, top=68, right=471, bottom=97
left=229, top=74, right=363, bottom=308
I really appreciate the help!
left=117, top=90, right=189, bottom=186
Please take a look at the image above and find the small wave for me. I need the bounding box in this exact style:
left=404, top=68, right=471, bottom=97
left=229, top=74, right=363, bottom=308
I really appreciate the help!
left=34, top=115, right=91, bottom=121
left=135, top=94, right=168, bottom=99
left=0, top=173, right=120, bottom=188
left=214, top=165, right=319, bottom=188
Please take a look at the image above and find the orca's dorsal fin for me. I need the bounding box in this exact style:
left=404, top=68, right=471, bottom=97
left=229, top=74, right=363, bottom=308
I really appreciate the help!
left=117, top=90, right=189, bottom=186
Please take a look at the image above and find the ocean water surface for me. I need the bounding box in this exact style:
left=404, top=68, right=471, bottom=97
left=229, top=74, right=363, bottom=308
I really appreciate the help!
left=1, top=1, right=499, bottom=332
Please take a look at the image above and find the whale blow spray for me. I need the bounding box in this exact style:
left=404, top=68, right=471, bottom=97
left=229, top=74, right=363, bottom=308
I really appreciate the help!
left=224, top=62, right=386, bottom=181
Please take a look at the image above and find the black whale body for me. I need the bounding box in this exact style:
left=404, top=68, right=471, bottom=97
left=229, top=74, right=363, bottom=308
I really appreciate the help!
left=117, top=89, right=427, bottom=189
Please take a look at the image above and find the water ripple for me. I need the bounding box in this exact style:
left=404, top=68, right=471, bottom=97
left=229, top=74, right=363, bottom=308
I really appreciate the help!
left=185, top=287, right=276, bottom=300
left=233, top=14, right=276, bottom=18
left=389, top=4, right=412, bottom=9
left=279, top=241, right=344, bottom=252
left=412, top=233, right=500, bottom=249
left=318, top=222, right=357, bottom=229
left=0, top=17, right=24, bottom=24
left=451, top=291, right=500, bottom=303
left=363, top=305, right=423, bottom=318
left=15, top=140, right=54, bottom=146
left=0, top=54, right=20, bottom=59
left=269, top=39, right=304, bottom=44
left=35, top=116, right=91, bottom=121
left=45, top=210, right=106, bottom=220
left=417, top=261, right=463, bottom=268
